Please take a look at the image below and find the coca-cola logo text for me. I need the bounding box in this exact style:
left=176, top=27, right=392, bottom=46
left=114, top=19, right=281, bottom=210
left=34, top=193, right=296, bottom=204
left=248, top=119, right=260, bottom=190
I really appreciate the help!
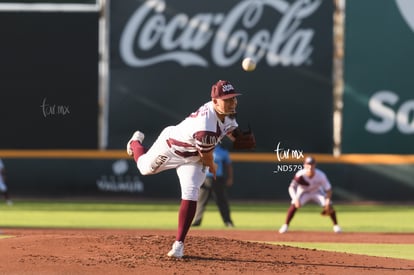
left=120, top=0, right=322, bottom=68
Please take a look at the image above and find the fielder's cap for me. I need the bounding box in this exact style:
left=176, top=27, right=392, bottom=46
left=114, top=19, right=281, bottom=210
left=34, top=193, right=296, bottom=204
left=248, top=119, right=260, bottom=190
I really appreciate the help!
left=211, top=80, right=242, bottom=99
left=304, top=156, right=316, bottom=165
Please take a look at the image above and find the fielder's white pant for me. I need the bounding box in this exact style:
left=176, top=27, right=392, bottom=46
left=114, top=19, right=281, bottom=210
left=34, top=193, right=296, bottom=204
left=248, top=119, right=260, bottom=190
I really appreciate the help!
left=137, top=126, right=206, bottom=201
left=291, top=191, right=327, bottom=207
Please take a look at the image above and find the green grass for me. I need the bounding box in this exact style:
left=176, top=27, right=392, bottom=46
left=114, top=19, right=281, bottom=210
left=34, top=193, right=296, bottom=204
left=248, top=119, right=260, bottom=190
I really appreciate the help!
left=1, top=200, right=414, bottom=260
left=275, top=242, right=414, bottom=260
left=1, top=201, right=413, bottom=231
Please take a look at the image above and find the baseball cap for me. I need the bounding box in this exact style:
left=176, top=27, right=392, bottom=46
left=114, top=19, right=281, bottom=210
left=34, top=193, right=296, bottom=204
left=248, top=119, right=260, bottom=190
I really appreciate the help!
left=211, top=80, right=242, bottom=99
left=304, top=156, right=316, bottom=165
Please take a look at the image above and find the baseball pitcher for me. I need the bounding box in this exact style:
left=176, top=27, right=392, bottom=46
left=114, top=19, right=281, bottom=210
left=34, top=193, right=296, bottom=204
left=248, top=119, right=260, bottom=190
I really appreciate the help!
left=126, top=80, right=255, bottom=258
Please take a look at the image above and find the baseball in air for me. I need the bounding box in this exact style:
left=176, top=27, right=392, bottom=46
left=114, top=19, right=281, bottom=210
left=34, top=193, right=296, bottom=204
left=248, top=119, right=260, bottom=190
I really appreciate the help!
left=242, top=57, right=256, bottom=72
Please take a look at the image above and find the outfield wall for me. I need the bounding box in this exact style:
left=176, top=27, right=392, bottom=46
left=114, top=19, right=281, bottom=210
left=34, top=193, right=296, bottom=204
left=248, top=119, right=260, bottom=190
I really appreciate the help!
left=108, top=0, right=335, bottom=153
left=1, top=151, right=413, bottom=202
left=342, top=0, right=414, bottom=153
left=1, top=1, right=413, bottom=202
left=0, top=10, right=99, bottom=149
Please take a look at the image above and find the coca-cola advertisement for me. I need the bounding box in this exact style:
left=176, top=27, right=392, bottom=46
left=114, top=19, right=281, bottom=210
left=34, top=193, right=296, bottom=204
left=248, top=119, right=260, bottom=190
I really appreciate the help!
left=109, top=0, right=334, bottom=153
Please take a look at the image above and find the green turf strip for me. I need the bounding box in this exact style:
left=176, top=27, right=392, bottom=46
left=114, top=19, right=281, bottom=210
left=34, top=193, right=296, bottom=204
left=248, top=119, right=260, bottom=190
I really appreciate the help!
left=1, top=201, right=414, bottom=231
left=273, top=242, right=414, bottom=261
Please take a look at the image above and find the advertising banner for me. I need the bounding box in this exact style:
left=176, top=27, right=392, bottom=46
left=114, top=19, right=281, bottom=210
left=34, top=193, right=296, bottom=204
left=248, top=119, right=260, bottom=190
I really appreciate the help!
left=3, top=156, right=414, bottom=201
left=342, top=0, right=414, bottom=153
left=4, top=158, right=149, bottom=198
left=109, top=0, right=334, bottom=154
left=0, top=12, right=99, bottom=149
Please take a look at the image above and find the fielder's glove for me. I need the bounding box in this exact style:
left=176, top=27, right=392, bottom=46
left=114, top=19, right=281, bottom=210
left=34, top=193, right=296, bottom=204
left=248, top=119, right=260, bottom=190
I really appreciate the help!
left=232, top=126, right=256, bottom=150
left=321, top=205, right=334, bottom=216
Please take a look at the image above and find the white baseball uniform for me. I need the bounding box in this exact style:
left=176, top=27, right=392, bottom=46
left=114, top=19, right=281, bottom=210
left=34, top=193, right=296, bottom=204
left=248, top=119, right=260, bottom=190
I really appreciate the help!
left=0, top=159, right=8, bottom=192
left=137, top=101, right=238, bottom=201
left=288, top=168, right=332, bottom=207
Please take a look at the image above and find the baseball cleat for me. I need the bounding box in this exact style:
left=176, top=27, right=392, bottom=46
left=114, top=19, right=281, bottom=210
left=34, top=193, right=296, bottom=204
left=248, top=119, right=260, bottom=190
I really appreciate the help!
left=126, top=131, right=145, bottom=156
left=279, top=224, right=288, bottom=234
left=333, top=225, right=342, bottom=233
left=167, top=241, right=184, bottom=258
left=225, top=222, right=234, bottom=228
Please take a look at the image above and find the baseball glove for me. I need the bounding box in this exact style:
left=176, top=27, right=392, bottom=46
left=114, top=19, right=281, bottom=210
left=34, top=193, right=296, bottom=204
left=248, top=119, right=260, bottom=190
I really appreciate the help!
left=232, top=127, right=256, bottom=150
left=321, top=205, right=334, bottom=216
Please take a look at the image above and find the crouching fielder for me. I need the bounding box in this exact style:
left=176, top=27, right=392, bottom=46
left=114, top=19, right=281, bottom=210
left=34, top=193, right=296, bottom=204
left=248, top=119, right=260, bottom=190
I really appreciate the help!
left=278, top=156, right=342, bottom=234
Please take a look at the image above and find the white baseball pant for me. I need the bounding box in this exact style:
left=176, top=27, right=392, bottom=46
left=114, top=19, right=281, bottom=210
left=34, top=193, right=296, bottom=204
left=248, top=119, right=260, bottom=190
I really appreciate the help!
left=0, top=179, right=7, bottom=192
left=292, top=191, right=327, bottom=207
left=137, top=126, right=206, bottom=201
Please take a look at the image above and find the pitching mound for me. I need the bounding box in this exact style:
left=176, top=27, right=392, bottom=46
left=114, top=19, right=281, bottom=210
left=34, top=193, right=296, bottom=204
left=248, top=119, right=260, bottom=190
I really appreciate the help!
left=0, top=228, right=413, bottom=274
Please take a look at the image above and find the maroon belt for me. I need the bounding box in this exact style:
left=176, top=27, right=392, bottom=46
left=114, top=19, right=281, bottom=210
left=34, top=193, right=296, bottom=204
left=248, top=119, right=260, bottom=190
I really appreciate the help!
left=166, top=139, right=199, bottom=158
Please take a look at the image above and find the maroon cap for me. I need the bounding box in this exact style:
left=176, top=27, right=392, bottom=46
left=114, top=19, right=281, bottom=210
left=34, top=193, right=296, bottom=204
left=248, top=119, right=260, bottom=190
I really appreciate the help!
left=211, top=80, right=242, bottom=99
left=304, top=156, right=316, bottom=165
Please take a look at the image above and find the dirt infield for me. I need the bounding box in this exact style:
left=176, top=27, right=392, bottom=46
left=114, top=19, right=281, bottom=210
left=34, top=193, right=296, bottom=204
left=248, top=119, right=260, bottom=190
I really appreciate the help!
left=0, top=228, right=413, bottom=274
